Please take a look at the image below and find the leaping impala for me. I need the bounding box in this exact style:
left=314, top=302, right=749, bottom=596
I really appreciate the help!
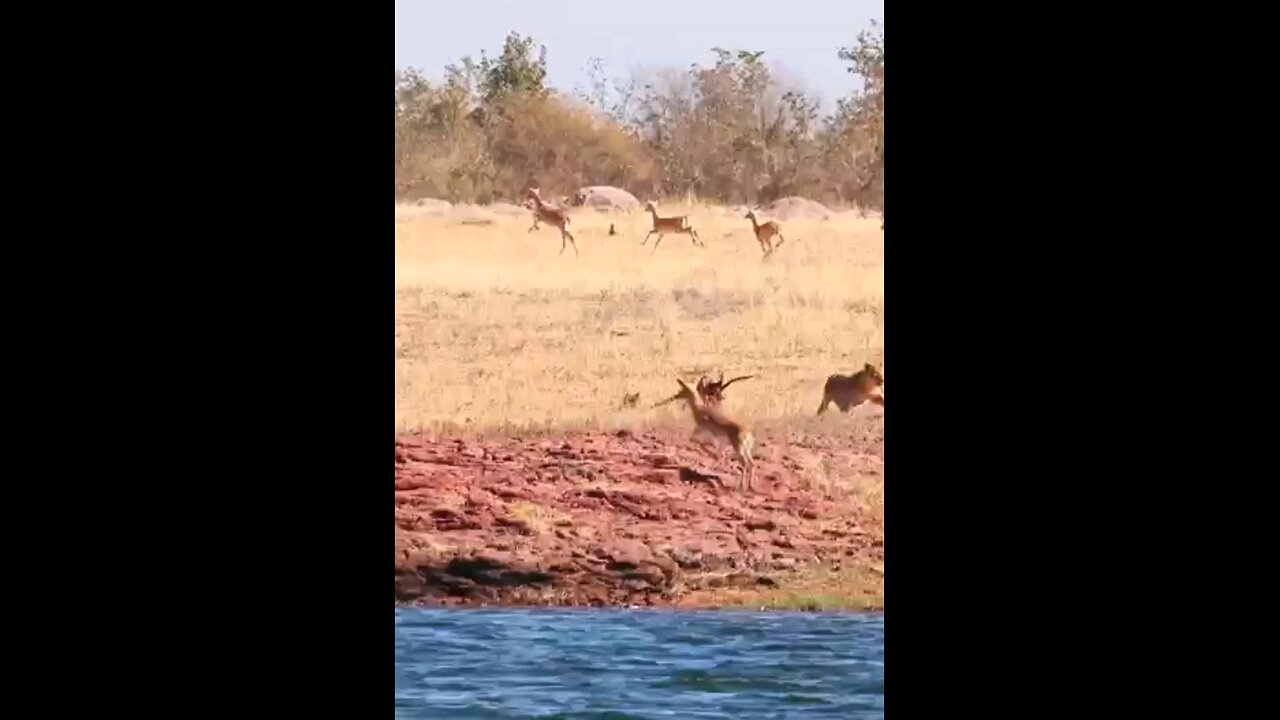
left=525, top=187, right=579, bottom=257
left=695, top=372, right=755, bottom=407
left=744, top=209, right=793, bottom=259
left=641, top=201, right=704, bottom=251
left=653, top=378, right=756, bottom=492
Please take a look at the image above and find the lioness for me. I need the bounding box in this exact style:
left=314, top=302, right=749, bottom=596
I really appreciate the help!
left=816, top=363, right=885, bottom=415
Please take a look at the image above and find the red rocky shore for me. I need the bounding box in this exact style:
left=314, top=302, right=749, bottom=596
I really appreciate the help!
left=395, top=416, right=884, bottom=609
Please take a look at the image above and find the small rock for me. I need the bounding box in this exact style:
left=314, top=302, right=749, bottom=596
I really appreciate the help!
left=670, top=550, right=703, bottom=569
left=394, top=571, right=426, bottom=600
left=769, top=557, right=797, bottom=571
left=544, top=557, right=578, bottom=573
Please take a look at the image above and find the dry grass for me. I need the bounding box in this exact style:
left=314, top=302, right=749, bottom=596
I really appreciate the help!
left=395, top=202, right=884, bottom=434
left=506, top=501, right=570, bottom=535
left=752, top=563, right=884, bottom=612
left=685, top=563, right=885, bottom=612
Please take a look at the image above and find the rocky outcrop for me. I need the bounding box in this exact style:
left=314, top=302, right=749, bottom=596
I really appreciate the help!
left=394, top=422, right=884, bottom=608
left=571, top=186, right=642, bottom=213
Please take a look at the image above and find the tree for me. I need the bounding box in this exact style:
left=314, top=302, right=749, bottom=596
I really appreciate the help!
left=393, top=26, right=884, bottom=207
left=478, top=32, right=549, bottom=105
left=833, top=21, right=884, bottom=209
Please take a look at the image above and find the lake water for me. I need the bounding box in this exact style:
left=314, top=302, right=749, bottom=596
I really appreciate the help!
left=395, top=607, right=884, bottom=719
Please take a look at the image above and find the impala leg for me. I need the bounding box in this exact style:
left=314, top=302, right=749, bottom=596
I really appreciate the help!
left=690, top=428, right=719, bottom=461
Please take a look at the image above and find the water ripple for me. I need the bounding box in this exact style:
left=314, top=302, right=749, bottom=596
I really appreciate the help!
left=395, top=608, right=884, bottom=719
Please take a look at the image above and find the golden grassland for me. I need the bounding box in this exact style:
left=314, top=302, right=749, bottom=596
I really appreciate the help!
left=395, top=202, right=884, bottom=435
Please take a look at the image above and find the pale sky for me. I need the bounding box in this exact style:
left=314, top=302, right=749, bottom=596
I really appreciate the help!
left=394, top=0, right=884, bottom=111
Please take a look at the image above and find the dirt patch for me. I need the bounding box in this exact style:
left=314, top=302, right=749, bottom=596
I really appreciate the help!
left=394, top=421, right=884, bottom=609
left=413, top=198, right=453, bottom=213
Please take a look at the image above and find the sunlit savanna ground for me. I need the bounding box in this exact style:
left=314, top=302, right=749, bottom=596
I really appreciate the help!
left=395, top=202, right=884, bottom=434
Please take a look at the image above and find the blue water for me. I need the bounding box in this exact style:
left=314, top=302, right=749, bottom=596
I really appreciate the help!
left=395, top=608, right=884, bottom=719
